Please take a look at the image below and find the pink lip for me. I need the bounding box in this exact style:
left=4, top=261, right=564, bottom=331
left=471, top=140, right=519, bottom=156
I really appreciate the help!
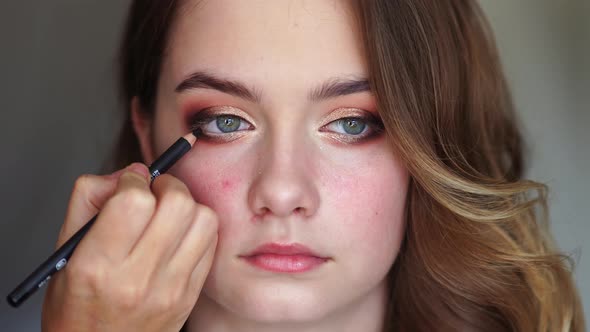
left=241, top=243, right=329, bottom=273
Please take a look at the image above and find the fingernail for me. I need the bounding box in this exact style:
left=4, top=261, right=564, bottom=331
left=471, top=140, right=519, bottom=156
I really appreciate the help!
left=106, top=168, right=126, bottom=178
left=125, top=163, right=150, bottom=179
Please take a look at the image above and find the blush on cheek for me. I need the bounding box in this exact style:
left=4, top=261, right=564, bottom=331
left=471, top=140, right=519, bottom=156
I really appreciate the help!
left=187, top=175, right=238, bottom=205
left=323, top=162, right=408, bottom=257
left=183, top=169, right=243, bottom=213
left=177, top=169, right=244, bottom=237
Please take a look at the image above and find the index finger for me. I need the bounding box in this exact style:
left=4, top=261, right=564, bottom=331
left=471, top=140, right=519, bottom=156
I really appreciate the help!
left=76, top=164, right=155, bottom=262
left=57, top=169, right=125, bottom=248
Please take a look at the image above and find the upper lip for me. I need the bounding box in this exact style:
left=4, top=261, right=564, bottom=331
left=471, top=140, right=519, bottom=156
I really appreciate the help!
left=243, top=243, right=325, bottom=258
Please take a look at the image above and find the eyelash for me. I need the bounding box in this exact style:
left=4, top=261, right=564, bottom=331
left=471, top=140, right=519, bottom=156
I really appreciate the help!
left=189, top=109, right=252, bottom=142
left=188, top=108, right=384, bottom=143
left=319, top=116, right=384, bottom=143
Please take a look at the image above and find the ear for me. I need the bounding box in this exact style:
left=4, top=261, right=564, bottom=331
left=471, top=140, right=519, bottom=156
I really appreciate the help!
left=131, top=97, right=156, bottom=165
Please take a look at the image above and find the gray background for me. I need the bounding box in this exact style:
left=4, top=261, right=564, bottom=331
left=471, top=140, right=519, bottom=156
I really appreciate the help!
left=0, top=1, right=588, bottom=330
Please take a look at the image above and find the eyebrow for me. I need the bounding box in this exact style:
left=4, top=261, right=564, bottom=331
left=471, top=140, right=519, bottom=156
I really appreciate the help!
left=175, top=71, right=262, bottom=103
left=175, top=71, right=370, bottom=103
left=308, top=77, right=370, bottom=102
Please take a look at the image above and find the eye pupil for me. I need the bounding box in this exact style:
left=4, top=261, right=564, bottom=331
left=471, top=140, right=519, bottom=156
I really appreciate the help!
left=217, top=115, right=241, bottom=133
left=341, top=118, right=366, bottom=135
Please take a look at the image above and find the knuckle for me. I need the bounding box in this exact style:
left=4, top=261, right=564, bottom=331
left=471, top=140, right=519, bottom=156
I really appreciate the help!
left=113, top=283, right=147, bottom=310
left=196, top=205, right=219, bottom=234
left=196, top=204, right=215, bottom=220
left=72, top=174, right=96, bottom=196
left=160, top=188, right=192, bottom=207
left=65, top=259, right=105, bottom=290
left=113, top=188, right=155, bottom=211
left=154, top=286, right=186, bottom=312
left=160, top=188, right=196, bottom=215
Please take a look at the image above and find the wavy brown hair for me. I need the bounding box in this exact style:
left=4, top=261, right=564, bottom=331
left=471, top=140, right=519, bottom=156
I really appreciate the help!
left=355, top=1, right=585, bottom=331
left=113, top=0, right=585, bottom=331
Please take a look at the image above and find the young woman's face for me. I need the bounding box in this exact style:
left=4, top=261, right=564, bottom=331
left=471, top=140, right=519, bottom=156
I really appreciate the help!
left=138, top=0, right=409, bottom=325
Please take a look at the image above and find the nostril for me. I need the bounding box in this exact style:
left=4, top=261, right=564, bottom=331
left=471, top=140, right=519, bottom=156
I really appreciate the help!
left=259, top=207, right=271, bottom=217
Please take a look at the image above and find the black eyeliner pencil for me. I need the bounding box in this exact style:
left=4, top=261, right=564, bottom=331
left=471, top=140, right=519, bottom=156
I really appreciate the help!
left=6, top=131, right=198, bottom=308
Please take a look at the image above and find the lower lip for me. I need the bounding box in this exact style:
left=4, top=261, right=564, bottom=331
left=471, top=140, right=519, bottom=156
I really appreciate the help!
left=243, top=254, right=328, bottom=273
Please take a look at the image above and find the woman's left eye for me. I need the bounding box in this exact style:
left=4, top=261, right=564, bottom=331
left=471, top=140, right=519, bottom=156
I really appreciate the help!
left=325, top=117, right=369, bottom=136
left=320, top=113, right=384, bottom=143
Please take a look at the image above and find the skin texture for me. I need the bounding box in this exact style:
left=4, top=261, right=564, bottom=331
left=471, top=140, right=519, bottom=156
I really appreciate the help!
left=131, top=1, right=411, bottom=331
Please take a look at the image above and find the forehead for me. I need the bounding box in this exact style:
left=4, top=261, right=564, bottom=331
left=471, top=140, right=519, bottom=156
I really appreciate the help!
left=164, top=0, right=366, bottom=87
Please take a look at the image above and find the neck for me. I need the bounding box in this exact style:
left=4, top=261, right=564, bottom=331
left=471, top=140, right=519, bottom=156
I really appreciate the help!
left=186, top=281, right=388, bottom=332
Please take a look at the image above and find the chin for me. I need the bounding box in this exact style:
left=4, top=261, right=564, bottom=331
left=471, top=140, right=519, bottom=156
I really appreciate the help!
left=204, top=276, right=338, bottom=323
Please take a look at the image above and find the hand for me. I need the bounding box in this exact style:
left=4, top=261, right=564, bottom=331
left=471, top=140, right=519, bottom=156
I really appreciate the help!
left=42, top=163, right=218, bottom=332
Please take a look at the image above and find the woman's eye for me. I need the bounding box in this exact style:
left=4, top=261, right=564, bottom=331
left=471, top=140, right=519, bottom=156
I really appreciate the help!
left=192, top=113, right=252, bottom=136
left=320, top=112, right=384, bottom=143
left=212, top=115, right=249, bottom=133
left=324, top=117, right=369, bottom=136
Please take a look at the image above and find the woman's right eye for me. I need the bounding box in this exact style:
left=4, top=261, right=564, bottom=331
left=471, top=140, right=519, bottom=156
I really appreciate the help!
left=206, top=114, right=252, bottom=134
left=190, top=110, right=254, bottom=139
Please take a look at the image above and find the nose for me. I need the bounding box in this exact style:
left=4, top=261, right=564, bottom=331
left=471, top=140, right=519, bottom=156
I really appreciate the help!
left=248, top=136, right=320, bottom=220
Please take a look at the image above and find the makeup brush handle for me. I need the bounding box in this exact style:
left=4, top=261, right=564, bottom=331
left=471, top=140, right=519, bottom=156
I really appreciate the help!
left=7, top=214, right=98, bottom=307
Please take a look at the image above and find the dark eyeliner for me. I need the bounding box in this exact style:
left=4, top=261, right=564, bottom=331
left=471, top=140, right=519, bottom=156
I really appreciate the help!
left=188, top=109, right=215, bottom=133
left=188, top=107, right=252, bottom=142
left=322, top=113, right=385, bottom=144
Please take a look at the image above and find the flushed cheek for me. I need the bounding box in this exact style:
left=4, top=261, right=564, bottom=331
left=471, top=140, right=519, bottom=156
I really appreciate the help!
left=170, top=150, right=253, bottom=236
left=175, top=159, right=244, bottom=208
left=321, top=158, right=408, bottom=262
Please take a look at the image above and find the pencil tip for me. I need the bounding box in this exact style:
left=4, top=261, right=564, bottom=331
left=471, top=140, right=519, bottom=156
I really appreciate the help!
left=183, top=131, right=198, bottom=146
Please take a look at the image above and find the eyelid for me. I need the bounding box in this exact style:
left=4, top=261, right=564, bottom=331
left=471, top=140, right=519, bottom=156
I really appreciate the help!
left=189, top=105, right=253, bottom=122
left=320, top=107, right=378, bottom=125
left=189, top=105, right=255, bottom=128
